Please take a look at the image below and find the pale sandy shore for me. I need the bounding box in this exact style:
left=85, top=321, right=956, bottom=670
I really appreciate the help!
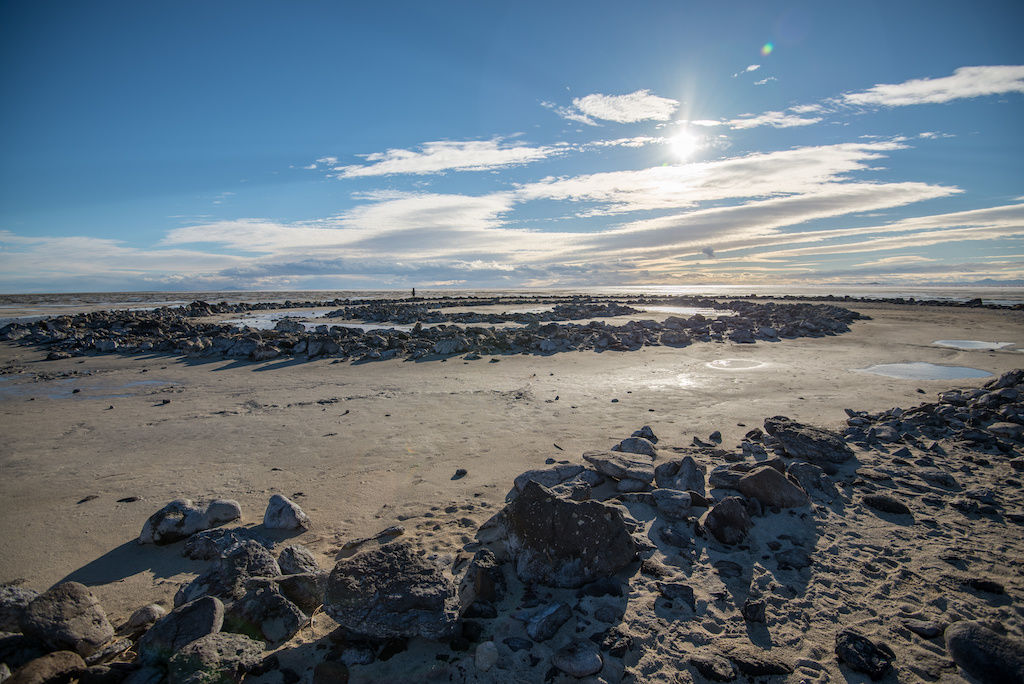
left=1, top=301, right=1022, bottom=682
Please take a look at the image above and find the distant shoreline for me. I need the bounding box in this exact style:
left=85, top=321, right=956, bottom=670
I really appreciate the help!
left=2, top=284, right=1024, bottom=311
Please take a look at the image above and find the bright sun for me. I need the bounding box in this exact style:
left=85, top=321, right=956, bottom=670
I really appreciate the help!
left=669, top=130, right=701, bottom=160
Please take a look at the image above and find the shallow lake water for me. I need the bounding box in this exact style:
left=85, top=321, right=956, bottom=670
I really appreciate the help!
left=642, top=306, right=734, bottom=317
left=706, top=359, right=768, bottom=370
left=932, top=340, right=1015, bottom=351
left=0, top=377, right=174, bottom=401
left=855, top=362, right=992, bottom=380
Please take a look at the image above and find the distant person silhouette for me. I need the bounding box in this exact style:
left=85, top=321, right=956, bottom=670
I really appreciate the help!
left=412, top=288, right=416, bottom=298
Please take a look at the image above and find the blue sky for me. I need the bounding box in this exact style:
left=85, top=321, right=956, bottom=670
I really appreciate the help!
left=1, top=0, right=1022, bottom=292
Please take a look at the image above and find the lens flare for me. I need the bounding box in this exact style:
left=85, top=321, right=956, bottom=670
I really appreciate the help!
left=761, top=42, right=774, bottom=56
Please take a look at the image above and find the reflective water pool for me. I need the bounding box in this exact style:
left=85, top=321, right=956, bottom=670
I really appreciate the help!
left=855, top=362, right=992, bottom=380
left=642, top=306, right=735, bottom=317
left=933, top=340, right=1015, bottom=351
left=706, top=359, right=768, bottom=370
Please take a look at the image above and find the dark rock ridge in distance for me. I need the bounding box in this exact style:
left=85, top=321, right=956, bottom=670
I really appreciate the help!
left=0, top=295, right=868, bottom=363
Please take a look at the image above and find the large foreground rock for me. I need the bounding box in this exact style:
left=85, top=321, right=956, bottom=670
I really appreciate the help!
left=611, top=437, right=658, bottom=458
left=6, top=651, right=85, bottom=684
left=224, top=584, right=306, bottom=645
left=1, top=585, right=39, bottom=633
left=582, top=451, right=655, bottom=483
left=19, top=582, right=114, bottom=658
left=700, top=497, right=752, bottom=545
left=512, top=465, right=585, bottom=493
left=835, top=628, right=894, bottom=680
left=944, top=621, right=1024, bottom=684
left=175, top=541, right=281, bottom=606
left=139, top=499, right=241, bottom=545
left=0, top=585, right=38, bottom=634
left=735, top=466, right=809, bottom=509
left=501, top=481, right=637, bottom=588
left=167, top=633, right=263, bottom=684
left=654, top=456, right=705, bottom=493
left=137, top=597, right=224, bottom=664
left=763, top=417, right=853, bottom=473
left=277, top=545, right=318, bottom=575
left=786, top=462, right=839, bottom=502
left=263, top=495, right=309, bottom=530
left=324, top=541, right=459, bottom=640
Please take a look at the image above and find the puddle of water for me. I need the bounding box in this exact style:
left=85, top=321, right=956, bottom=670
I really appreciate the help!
left=933, top=340, right=1015, bottom=351
left=330, top=322, right=415, bottom=333
left=643, top=306, right=735, bottom=317
left=856, top=362, right=992, bottom=380
left=505, top=306, right=555, bottom=314
left=221, top=308, right=337, bottom=330
left=0, top=378, right=173, bottom=401
left=706, top=359, right=767, bottom=370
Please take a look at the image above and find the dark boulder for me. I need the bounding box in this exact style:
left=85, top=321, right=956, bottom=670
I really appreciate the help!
left=224, top=585, right=306, bottom=645
left=324, top=542, right=459, bottom=640
left=6, top=651, right=86, bottom=684
left=137, top=597, right=224, bottom=665
left=944, top=621, right=1024, bottom=684
left=20, top=583, right=114, bottom=658
left=654, top=456, right=705, bottom=493
left=167, top=633, right=263, bottom=684
left=500, top=481, right=637, bottom=588
left=1, top=585, right=39, bottom=633
left=582, top=451, right=655, bottom=484
left=862, top=494, right=912, bottom=516
left=786, top=462, right=838, bottom=502
left=835, top=628, right=895, bottom=680
left=763, top=417, right=853, bottom=473
left=735, top=466, right=808, bottom=509
left=175, top=542, right=281, bottom=606
left=700, top=497, right=753, bottom=545
left=525, top=602, right=572, bottom=642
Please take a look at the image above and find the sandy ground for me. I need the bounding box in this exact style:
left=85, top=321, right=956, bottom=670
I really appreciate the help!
left=0, top=302, right=1021, bottom=632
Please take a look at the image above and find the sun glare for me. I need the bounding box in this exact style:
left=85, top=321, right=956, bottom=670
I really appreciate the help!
left=669, top=130, right=700, bottom=160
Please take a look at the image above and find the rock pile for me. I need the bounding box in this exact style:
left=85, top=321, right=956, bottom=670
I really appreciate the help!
left=323, top=300, right=641, bottom=325
left=0, top=296, right=867, bottom=363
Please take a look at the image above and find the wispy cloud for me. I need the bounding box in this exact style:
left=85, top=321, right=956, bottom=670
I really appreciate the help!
left=697, top=65, right=1024, bottom=133
left=744, top=203, right=1024, bottom=260
left=7, top=133, right=1022, bottom=291
left=330, top=138, right=564, bottom=177
left=841, top=65, right=1024, bottom=106
left=547, top=89, right=679, bottom=126
left=0, top=231, right=245, bottom=289
left=682, top=110, right=821, bottom=130
left=733, top=64, right=761, bottom=77
left=855, top=255, right=935, bottom=268
left=582, top=136, right=665, bottom=149
left=163, top=192, right=525, bottom=257
left=753, top=77, right=777, bottom=86
left=789, top=104, right=825, bottom=114
left=726, top=110, right=822, bottom=129
left=575, top=182, right=959, bottom=258
left=518, top=141, right=906, bottom=214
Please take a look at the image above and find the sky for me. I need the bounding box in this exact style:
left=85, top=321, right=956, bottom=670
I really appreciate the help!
left=1, top=0, right=1023, bottom=293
